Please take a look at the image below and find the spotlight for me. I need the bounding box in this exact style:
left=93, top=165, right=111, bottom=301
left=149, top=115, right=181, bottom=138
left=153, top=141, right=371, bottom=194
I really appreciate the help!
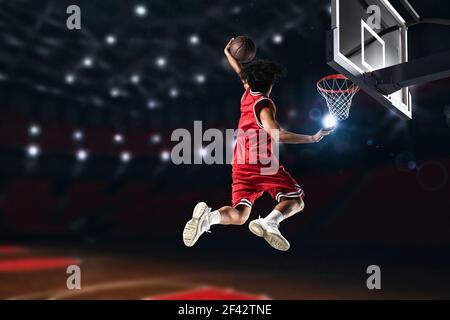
left=272, top=34, right=283, bottom=44
left=76, top=149, right=88, bottom=162
left=135, top=5, right=148, bottom=17
left=83, top=57, right=93, bottom=67
left=73, top=130, right=84, bottom=141
left=110, top=88, right=120, bottom=98
left=27, top=145, right=40, bottom=158
left=65, top=73, right=76, bottom=84
left=105, top=34, right=117, bottom=45
left=189, top=34, right=200, bottom=45
left=29, top=125, right=41, bottom=136
left=322, top=114, right=337, bottom=130
left=161, top=151, right=170, bottom=162
left=194, top=74, right=206, bottom=84
left=169, top=88, right=179, bottom=98
left=151, top=134, right=161, bottom=144
left=114, top=134, right=124, bottom=143
left=155, top=57, right=167, bottom=68
left=199, top=148, right=207, bottom=157
left=147, top=99, right=158, bottom=109
left=121, top=151, right=132, bottom=163
left=130, top=74, right=141, bottom=84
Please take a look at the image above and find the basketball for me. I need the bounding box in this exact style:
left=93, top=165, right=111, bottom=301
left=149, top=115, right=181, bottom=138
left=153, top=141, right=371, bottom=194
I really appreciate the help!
left=229, top=36, right=257, bottom=64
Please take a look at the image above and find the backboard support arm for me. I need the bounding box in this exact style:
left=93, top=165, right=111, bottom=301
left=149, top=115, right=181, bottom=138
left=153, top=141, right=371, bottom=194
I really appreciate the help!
left=399, top=0, right=421, bottom=21
left=399, top=0, right=450, bottom=27
left=419, top=18, right=450, bottom=27
left=364, top=50, right=450, bottom=95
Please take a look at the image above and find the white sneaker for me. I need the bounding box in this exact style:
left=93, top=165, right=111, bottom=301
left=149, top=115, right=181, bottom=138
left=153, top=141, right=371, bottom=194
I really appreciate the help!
left=249, top=218, right=290, bottom=251
left=183, top=202, right=212, bottom=247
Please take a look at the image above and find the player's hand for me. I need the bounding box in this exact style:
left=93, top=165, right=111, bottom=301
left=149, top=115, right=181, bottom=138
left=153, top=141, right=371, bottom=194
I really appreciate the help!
left=312, top=127, right=335, bottom=143
left=224, top=38, right=234, bottom=55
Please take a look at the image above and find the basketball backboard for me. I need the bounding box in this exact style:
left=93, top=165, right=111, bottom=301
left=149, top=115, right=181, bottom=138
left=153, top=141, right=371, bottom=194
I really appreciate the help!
left=328, top=0, right=412, bottom=119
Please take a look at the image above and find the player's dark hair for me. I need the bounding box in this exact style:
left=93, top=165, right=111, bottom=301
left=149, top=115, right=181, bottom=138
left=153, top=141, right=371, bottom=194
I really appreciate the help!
left=239, top=60, right=287, bottom=93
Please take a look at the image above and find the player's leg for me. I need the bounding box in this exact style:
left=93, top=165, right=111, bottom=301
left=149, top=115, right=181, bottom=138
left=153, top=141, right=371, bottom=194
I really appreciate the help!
left=217, top=205, right=252, bottom=225
left=269, top=196, right=305, bottom=223
left=248, top=167, right=305, bottom=251
left=248, top=198, right=304, bottom=251
left=183, top=171, right=260, bottom=247
left=183, top=203, right=252, bottom=247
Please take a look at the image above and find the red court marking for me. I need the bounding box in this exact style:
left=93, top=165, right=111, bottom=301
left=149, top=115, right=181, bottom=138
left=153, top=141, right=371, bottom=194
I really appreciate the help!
left=0, top=258, right=80, bottom=272
left=148, top=287, right=267, bottom=300
left=0, top=245, right=27, bottom=255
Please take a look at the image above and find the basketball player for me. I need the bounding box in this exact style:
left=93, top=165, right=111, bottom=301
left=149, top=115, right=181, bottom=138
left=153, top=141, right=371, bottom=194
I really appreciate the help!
left=183, top=38, right=334, bottom=251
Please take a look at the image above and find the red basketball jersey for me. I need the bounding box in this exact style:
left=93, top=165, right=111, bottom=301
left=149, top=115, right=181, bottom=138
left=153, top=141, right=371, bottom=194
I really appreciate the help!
left=230, top=88, right=304, bottom=208
left=232, top=88, right=278, bottom=168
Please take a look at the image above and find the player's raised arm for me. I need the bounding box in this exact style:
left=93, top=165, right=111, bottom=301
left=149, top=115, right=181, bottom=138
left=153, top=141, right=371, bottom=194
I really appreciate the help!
left=258, top=104, right=334, bottom=144
left=224, top=38, right=249, bottom=89
left=224, top=38, right=241, bottom=74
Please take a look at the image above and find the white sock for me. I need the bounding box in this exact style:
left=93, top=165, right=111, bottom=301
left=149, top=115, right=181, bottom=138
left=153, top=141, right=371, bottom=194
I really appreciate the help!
left=264, top=210, right=285, bottom=225
left=209, top=210, right=222, bottom=226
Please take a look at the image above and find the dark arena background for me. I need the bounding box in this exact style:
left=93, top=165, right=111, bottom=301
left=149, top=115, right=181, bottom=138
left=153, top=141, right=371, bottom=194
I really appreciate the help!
left=0, top=0, right=450, bottom=301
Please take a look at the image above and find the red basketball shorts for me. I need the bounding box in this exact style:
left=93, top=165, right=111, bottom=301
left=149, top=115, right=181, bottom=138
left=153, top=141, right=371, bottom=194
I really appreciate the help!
left=231, top=165, right=304, bottom=208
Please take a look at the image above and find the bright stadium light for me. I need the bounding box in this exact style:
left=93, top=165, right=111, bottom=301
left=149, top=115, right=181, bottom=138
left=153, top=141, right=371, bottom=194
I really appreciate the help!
left=147, top=99, right=158, bottom=109
left=272, top=33, right=283, bottom=44
left=110, top=88, right=121, bottom=98
left=65, top=73, right=76, bottom=84
left=27, top=145, right=40, bottom=158
left=151, top=134, right=161, bottom=144
left=114, top=134, right=124, bottom=143
left=135, top=5, right=148, bottom=17
left=83, top=57, right=93, bottom=67
left=155, top=57, right=167, bottom=68
left=322, top=114, right=338, bottom=130
left=106, top=34, right=117, bottom=45
left=121, top=151, right=132, bottom=163
left=195, top=74, right=206, bottom=84
left=189, top=34, right=200, bottom=45
left=73, top=130, right=84, bottom=141
left=169, top=88, right=179, bottom=98
left=161, top=151, right=170, bottom=162
left=130, top=74, right=141, bottom=84
left=199, top=148, right=207, bottom=157
left=76, top=149, right=88, bottom=162
left=29, top=125, right=41, bottom=136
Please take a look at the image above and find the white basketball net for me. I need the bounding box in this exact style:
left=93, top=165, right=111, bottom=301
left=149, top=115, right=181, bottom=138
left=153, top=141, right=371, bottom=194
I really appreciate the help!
left=317, top=75, right=360, bottom=121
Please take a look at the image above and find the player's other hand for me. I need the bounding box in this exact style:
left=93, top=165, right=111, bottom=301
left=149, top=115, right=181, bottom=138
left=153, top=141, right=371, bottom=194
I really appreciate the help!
left=224, top=38, right=234, bottom=55
left=312, top=127, right=335, bottom=143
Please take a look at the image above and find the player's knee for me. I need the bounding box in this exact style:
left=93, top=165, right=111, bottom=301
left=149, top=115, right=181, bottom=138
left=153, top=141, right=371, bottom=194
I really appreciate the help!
left=294, top=198, right=305, bottom=213
left=233, top=205, right=251, bottom=225
left=234, top=215, right=249, bottom=225
left=234, top=214, right=250, bottom=225
left=235, top=211, right=251, bottom=225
